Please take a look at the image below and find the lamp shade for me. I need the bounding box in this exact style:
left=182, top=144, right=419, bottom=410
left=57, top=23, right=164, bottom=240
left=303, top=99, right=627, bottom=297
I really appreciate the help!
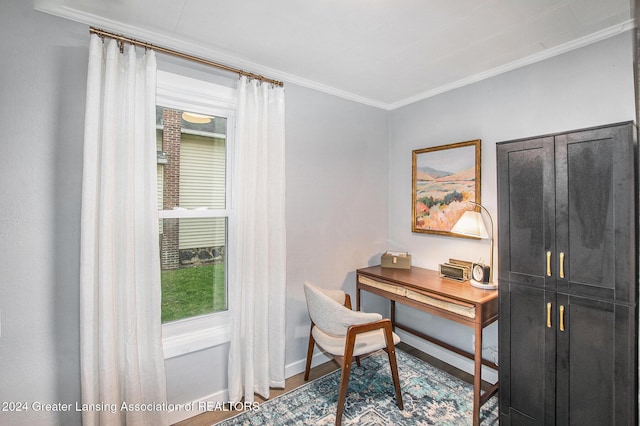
left=451, top=211, right=489, bottom=239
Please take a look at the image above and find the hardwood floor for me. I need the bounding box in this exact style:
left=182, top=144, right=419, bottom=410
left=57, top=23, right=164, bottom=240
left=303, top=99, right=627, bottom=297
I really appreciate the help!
left=172, top=342, right=493, bottom=425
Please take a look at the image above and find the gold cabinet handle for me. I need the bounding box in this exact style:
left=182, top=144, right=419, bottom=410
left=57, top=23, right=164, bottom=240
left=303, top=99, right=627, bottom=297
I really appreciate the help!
left=559, top=252, right=565, bottom=279
left=546, top=251, right=552, bottom=276
left=559, top=305, right=565, bottom=332
left=546, top=303, right=552, bottom=328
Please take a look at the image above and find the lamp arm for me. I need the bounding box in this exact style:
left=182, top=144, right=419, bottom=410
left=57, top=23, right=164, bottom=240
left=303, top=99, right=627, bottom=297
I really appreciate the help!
left=464, top=201, right=494, bottom=282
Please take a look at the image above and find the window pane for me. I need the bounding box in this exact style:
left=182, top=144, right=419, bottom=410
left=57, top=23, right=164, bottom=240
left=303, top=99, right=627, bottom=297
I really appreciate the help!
left=156, top=105, right=228, bottom=323
left=156, top=106, right=227, bottom=210
left=159, top=217, right=227, bottom=323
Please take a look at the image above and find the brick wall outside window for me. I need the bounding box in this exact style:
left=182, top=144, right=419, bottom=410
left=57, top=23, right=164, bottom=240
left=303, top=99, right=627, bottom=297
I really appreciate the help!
left=161, top=109, right=181, bottom=270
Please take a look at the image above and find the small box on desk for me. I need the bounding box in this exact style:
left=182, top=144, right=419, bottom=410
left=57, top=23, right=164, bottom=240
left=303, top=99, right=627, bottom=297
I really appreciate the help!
left=381, top=251, right=411, bottom=269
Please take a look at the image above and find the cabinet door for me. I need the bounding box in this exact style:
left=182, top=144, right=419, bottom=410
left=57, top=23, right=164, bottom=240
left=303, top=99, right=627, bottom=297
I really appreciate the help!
left=554, top=123, right=636, bottom=303
left=555, top=294, right=636, bottom=426
left=497, top=137, right=555, bottom=289
left=499, top=283, right=556, bottom=425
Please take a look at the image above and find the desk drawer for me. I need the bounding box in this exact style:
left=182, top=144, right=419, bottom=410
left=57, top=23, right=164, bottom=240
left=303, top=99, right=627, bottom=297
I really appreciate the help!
left=358, top=275, right=476, bottom=319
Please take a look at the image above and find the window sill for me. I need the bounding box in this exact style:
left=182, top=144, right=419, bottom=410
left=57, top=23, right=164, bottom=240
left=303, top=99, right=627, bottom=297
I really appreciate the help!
left=162, top=313, right=231, bottom=359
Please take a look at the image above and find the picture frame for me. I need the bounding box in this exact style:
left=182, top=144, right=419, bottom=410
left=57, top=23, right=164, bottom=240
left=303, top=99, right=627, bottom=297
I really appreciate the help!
left=412, top=139, right=481, bottom=236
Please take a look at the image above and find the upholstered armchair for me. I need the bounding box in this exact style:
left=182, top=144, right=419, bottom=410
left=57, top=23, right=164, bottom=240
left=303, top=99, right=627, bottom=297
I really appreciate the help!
left=303, top=281, right=403, bottom=425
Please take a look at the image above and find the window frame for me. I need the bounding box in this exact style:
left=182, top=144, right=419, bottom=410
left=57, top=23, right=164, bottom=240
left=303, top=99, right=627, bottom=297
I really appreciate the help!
left=156, top=70, right=236, bottom=359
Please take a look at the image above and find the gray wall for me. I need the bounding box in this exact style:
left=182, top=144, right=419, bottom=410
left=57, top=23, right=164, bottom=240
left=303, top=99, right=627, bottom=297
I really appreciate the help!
left=0, top=1, right=636, bottom=424
left=284, top=83, right=389, bottom=369
left=164, top=82, right=390, bottom=416
left=0, top=2, right=389, bottom=424
left=386, top=30, right=636, bottom=376
left=0, top=2, right=86, bottom=425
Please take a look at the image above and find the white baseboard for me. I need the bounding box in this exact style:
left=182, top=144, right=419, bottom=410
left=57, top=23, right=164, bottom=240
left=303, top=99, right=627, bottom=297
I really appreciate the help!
left=169, top=339, right=497, bottom=425
left=167, top=389, right=229, bottom=425
left=169, top=350, right=331, bottom=425
left=396, top=330, right=499, bottom=384
left=284, top=349, right=332, bottom=378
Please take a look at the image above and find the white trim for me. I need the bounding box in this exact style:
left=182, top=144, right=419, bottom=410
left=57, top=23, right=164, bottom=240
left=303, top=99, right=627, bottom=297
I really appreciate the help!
left=396, top=330, right=499, bottom=384
left=181, top=129, right=226, bottom=139
left=167, top=350, right=331, bottom=424
left=168, top=340, right=497, bottom=425
left=387, top=19, right=638, bottom=110
left=284, top=333, right=498, bottom=383
left=155, top=69, right=236, bottom=358
left=281, top=79, right=389, bottom=110
left=163, top=313, right=231, bottom=359
left=157, top=123, right=227, bottom=140
left=166, top=388, right=229, bottom=425
left=157, top=70, right=237, bottom=115
left=159, top=209, right=231, bottom=219
left=35, top=2, right=635, bottom=111
left=284, top=349, right=332, bottom=379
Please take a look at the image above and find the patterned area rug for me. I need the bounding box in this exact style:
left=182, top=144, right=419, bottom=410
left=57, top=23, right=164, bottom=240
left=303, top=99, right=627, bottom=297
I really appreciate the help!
left=217, top=349, right=498, bottom=425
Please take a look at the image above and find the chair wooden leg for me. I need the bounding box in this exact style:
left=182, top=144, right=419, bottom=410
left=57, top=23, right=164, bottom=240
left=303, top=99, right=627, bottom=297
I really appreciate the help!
left=304, top=324, right=315, bottom=381
left=384, top=328, right=403, bottom=410
left=335, top=336, right=356, bottom=425
left=355, top=356, right=361, bottom=367
left=386, top=348, right=403, bottom=410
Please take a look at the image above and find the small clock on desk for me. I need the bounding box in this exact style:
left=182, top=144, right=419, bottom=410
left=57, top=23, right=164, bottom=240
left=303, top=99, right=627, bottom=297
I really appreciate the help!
left=471, top=263, right=496, bottom=289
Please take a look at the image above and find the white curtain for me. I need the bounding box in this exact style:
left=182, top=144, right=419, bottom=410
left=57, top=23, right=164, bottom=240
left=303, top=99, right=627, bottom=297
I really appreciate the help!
left=228, top=77, right=287, bottom=402
left=80, top=34, right=168, bottom=425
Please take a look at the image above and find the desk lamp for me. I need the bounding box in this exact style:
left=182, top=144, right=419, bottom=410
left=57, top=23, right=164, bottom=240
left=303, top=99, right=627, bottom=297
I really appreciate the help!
left=451, top=201, right=497, bottom=290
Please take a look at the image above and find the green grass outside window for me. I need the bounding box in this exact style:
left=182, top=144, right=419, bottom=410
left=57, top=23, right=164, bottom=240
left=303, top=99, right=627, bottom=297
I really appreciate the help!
left=161, top=263, right=226, bottom=323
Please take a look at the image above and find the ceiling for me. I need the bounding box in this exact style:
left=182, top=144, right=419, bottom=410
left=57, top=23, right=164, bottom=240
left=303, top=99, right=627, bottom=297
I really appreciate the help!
left=35, top=0, right=635, bottom=110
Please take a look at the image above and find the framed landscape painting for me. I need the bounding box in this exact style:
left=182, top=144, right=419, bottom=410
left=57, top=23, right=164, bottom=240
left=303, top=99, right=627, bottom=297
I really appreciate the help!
left=412, top=140, right=481, bottom=236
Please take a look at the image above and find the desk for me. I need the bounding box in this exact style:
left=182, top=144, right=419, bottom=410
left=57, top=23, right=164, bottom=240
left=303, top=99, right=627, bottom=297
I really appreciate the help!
left=356, top=265, right=498, bottom=426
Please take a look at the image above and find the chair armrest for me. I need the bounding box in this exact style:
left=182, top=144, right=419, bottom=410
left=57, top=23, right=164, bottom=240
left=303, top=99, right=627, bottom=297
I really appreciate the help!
left=304, top=280, right=380, bottom=335
left=346, top=318, right=393, bottom=336
left=344, top=294, right=352, bottom=310
left=339, top=309, right=382, bottom=329
left=343, top=319, right=396, bottom=358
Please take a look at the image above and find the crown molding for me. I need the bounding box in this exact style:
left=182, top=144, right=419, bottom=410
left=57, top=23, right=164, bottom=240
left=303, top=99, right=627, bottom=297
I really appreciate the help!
left=34, top=1, right=389, bottom=110
left=34, top=2, right=637, bottom=111
left=387, top=19, right=637, bottom=110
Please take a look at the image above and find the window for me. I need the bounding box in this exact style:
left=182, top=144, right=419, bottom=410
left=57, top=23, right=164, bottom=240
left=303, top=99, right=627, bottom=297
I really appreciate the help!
left=156, top=71, right=236, bottom=358
left=157, top=107, right=228, bottom=322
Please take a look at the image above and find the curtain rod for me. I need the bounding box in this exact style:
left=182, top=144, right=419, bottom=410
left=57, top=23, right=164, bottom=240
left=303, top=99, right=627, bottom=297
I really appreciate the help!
left=89, top=27, right=284, bottom=87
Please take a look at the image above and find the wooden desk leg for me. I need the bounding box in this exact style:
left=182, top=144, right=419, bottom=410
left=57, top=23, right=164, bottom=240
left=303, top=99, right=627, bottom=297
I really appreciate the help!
left=473, top=322, right=482, bottom=426
left=356, top=287, right=361, bottom=311
left=390, top=300, right=396, bottom=328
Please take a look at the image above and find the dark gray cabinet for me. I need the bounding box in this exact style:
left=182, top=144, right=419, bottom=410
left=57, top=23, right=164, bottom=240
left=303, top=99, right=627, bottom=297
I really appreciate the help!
left=497, top=122, right=637, bottom=425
